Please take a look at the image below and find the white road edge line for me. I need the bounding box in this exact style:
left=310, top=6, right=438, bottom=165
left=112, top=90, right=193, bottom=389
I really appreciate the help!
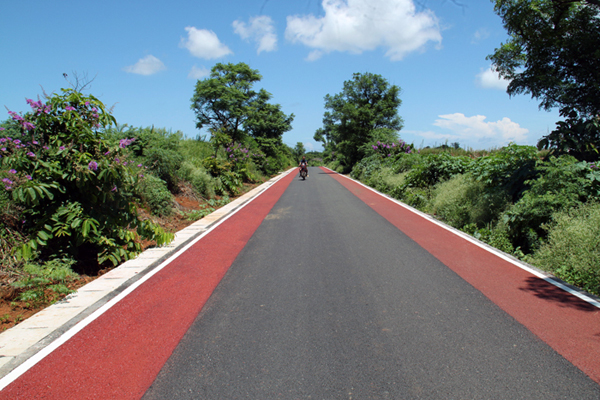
left=325, top=167, right=600, bottom=309
left=0, top=168, right=296, bottom=392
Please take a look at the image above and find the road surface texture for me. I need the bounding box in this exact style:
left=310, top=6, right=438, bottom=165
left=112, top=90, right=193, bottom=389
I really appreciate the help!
left=2, top=167, right=600, bottom=399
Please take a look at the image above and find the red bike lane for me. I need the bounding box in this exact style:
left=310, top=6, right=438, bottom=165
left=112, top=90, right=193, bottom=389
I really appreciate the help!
left=0, top=171, right=295, bottom=400
left=324, top=167, right=600, bottom=384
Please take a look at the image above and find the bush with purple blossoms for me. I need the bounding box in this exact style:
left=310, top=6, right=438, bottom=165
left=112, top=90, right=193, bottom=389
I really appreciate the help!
left=369, top=140, right=414, bottom=159
left=0, top=89, right=173, bottom=271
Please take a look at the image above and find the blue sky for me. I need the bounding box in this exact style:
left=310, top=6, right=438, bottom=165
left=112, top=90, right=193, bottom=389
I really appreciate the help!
left=1, top=0, right=560, bottom=151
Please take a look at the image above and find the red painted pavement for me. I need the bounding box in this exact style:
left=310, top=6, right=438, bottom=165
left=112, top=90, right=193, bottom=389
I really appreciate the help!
left=324, top=167, right=600, bottom=383
left=0, top=171, right=295, bottom=400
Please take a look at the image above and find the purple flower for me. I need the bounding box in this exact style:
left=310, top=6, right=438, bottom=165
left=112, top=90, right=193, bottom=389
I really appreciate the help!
left=32, top=140, right=38, bottom=145
left=27, top=152, right=36, bottom=157
left=9, top=169, right=16, bottom=174
left=59, top=146, right=65, bottom=151
left=104, top=150, right=111, bottom=155
left=26, top=175, right=32, bottom=180
left=119, top=138, right=135, bottom=148
left=0, top=127, right=4, bottom=131
left=88, top=161, right=98, bottom=171
left=137, top=164, right=143, bottom=167
left=85, top=101, right=90, bottom=106
left=65, top=106, right=76, bottom=111
left=111, top=185, right=117, bottom=192
left=8, top=110, right=23, bottom=121
left=22, top=121, right=35, bottom=131
left=372, top=145, right=378, bottom=150
left=2, top=178, right=12, bottom=184
left=13, top=139, right=21, bottom=145
left=1, top=148, right=6, bottom=152
left=43, top=145, right=49, bottom=150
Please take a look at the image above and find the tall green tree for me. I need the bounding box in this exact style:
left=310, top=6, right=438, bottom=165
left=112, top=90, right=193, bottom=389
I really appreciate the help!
left=489, top=1, right=600, bottom=159
left=244, top=90, right=294, bottom=141
left=293, top=142, right=306, bottom=162
left=191, top=62, right=262, bottom=143
left=191, top=62, right=294, bottom=154
left=320, top=72, right=403, bottom=168
left=489, top=0, right=600, bottom=117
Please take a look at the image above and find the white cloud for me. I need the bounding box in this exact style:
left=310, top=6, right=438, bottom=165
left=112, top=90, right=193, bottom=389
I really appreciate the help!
left=123, top=55, right=166, bottom=76
left=476, top=66, right=510, bottom=90
left=285, top=0, right=442, bottom=61
left=188, top=65, right=210, bottom=79
left=433, top=113, right=528, bottom=145
left=180, top=27, right=232, bottom=59
left=472, top=28, right=490, bottom=44
left=233, top=15, right=277, bottom=54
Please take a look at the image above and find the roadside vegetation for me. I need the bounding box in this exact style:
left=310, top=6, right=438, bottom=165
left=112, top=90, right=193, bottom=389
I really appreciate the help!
left=0, top=63, right=295, bottom=327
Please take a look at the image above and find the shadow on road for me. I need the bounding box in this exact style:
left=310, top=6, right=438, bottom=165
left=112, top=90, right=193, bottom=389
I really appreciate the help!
left=520, top=276, right=599, bottom=312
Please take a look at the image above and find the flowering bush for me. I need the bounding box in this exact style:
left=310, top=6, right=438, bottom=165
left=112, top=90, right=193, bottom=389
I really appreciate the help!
left=0, top=89, right=173, bottom=269
left=370, top=139, right=414, bottom=158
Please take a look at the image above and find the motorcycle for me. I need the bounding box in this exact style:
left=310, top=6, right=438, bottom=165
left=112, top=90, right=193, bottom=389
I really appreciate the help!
left=299, top=165, right=308, bottom=180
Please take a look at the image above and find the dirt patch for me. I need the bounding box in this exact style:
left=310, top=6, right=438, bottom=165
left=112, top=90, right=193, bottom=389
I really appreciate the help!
left=0, top=180, right=266, bottom=332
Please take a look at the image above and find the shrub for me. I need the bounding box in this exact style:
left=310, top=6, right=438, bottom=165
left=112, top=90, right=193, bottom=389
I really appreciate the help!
left=531, top=202, right=600, bottom=295
left=103, top=125, right=182, bottom=156
left=11, top=258, right=78, bottom=305
left=404, top=152, right=472, bottom=188
left=179, top=161, right=216, bottom=199
left=430, top=174, right=508, bottom=229
left=143, top=148, right=183, bottom=193
left=463, top=221, right=516, bottom=255
left=263, top=156, right=283, bottom=176
left=137, top=175, right=173, bottom=216
left=0, top=89, right=173, bottom=269
left=350, top=154, right=381, bottom=181
left=500, top=156, right=599, bottom=253
left=471, top=144, right=539, bottom=202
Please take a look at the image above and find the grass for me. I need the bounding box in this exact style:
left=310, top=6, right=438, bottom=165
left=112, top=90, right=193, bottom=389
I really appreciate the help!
left=530, top=202, right=600, bottom=295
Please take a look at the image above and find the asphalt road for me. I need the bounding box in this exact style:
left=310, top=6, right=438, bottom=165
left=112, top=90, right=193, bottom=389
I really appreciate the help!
left=143, top=167, right=600, bottom=399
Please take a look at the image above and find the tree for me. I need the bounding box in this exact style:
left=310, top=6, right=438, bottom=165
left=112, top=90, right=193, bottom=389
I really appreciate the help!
left=293, top=142, right=306, bottom=162
left=320, top=72, right=403, bottom=168
left=243, top=90, right=294, bottom=141
left=489, top=0, right=600, bottom=117
left=191, top=62, right=294, bottom=160
left=191, top=62, right=262, bottom=143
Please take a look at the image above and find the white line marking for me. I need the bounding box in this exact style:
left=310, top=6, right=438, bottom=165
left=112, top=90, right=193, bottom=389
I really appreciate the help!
left=324, top=167, right=600, bottom=309
left=0, top=168, right=295, bottom=391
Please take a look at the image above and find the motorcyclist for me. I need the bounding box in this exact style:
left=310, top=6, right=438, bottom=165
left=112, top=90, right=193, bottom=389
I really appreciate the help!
left=299, top=156, right=308, bottom=177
